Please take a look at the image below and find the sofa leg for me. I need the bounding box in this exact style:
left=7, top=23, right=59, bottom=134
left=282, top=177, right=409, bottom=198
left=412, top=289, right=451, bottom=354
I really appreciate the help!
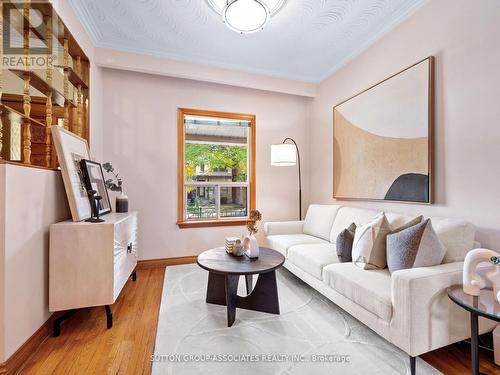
left=409, top=355, right=416, bottom=375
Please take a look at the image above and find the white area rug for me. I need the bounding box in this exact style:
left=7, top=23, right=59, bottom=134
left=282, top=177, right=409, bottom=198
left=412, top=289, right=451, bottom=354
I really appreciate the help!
left=152, top=264, right=441, bottom=375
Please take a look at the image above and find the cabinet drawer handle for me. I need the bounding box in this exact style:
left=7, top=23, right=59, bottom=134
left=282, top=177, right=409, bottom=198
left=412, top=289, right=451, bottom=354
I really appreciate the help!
left=127, top=243, right=133, bottom=254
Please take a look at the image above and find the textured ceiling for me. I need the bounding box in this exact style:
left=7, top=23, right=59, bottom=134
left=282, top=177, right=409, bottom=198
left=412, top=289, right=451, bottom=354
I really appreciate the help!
left=69, top=0, right=426, bottom=82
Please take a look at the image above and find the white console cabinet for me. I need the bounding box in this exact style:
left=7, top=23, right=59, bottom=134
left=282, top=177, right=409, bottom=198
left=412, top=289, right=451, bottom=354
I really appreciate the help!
left=49, top=212, right=138, bottom=335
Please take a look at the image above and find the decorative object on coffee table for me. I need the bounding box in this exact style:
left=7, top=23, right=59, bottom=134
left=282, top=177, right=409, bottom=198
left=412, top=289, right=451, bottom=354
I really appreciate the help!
left=80, top=159, right=112, bottom=216
left=103, top=162, right=129, bottom=213
left=197, top=247, right=285, bottom=327
left=51, top=126, right=92, bottom=221
left=244, top=209, right=261, bottom=258
left=225, top=237, right=244, bottom=256
left=463, top=248, right=500, bottom=303
left=448, top=285, right=500, bottom=375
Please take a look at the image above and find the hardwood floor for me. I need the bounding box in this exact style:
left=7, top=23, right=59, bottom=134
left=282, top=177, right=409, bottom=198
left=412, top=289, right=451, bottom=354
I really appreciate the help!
left=17, top=266, right=499, bottom=375
left=422, top=342, right=499, bottom=374
left=19, top=268, right=165, bottom=375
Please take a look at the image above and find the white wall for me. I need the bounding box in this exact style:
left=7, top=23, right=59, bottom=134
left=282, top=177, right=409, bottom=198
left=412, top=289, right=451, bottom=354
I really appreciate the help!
left=101, top=69, right=310, bottom=260
left=309, top=0, right=500, bottom=250
left=0, top=165, right=70, bottom=361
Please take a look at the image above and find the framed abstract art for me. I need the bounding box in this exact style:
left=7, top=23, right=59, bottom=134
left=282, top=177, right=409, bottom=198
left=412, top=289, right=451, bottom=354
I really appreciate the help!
left=51, top=126, right=92, bottom=221
left=333, top=56, right=434, bottom=203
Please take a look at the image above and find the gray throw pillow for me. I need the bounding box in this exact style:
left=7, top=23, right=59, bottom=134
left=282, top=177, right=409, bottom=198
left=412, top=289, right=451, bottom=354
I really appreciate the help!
left=387, top=219, right=447, bottom=273
left=336, top=223, right=356, bottom=262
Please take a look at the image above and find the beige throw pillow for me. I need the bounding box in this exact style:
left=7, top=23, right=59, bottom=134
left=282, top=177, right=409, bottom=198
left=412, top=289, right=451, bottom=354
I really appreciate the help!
left=352, top=212, right=391, bottom=270
left=388, top=215, right=424, bottom=235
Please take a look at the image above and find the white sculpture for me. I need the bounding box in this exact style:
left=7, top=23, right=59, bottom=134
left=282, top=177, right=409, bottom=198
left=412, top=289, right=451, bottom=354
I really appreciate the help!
left=463, top=248, right=500, bottom=303
left=486, top=266, right=500, bottom=304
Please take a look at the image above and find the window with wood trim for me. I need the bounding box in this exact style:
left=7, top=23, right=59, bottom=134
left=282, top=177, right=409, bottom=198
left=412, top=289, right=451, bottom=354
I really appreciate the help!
left=177, top=108, right=256, bottom=228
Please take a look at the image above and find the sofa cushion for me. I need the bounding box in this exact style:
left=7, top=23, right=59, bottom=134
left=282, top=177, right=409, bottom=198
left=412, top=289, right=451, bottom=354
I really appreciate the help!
left=267, top=234, right=328, bottom=257
left=329, top=207, right=380, bottom=243
left=303, top=204, right=341, bottom=241
left=430, top=217, right=476, bottom=263
left=323, top=263, right=393, bottom=321
left=287, top=243, right=339, bottom=280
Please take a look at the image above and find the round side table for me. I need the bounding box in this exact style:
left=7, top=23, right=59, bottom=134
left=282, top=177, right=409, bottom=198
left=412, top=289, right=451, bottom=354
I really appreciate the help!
left=447, top=285, right=500, bottom=375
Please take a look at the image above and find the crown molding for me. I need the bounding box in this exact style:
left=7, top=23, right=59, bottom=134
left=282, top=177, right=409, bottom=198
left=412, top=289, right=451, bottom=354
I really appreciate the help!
left=95, top=48, right=318, bottom=98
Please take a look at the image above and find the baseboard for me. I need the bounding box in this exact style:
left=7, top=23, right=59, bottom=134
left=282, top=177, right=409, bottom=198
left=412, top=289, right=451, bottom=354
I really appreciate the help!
left=137, top=255, right=197, bottom=269
left=0, top=314, right=56, bottom=375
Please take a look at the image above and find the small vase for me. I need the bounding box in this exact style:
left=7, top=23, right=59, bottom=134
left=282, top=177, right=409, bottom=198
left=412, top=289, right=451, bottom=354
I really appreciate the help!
left=244, top=233, right=259, bottom=259
left=116, top=191, right=129, bottom=213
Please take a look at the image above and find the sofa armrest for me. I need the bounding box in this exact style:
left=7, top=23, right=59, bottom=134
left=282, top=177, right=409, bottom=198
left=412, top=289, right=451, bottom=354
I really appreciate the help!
left=264, top=221, right=304, bottom=236
left=390, top=262, right=475, bottom=356
left=390, top=262, right=496, bottom=356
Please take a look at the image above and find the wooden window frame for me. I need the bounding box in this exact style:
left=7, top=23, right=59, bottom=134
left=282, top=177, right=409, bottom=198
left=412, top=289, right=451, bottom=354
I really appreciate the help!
left=177, top=108, right=256, bottom=229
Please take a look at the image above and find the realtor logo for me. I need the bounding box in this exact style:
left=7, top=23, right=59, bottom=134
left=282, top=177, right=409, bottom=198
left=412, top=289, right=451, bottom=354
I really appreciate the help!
left=2, top=1, right=57, bottom=68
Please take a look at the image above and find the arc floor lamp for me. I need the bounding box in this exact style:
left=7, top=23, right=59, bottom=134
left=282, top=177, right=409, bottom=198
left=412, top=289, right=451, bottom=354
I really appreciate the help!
left=271, top=138, right=302, bottom=220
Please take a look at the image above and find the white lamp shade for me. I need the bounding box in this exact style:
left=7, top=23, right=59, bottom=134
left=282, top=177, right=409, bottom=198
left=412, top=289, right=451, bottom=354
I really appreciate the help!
left=271, top=144, right=297, bottom=166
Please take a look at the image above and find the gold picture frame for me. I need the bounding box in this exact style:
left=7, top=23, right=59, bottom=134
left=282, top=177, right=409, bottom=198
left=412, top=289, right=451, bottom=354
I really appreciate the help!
left=333, top=56, right=434, bottom=204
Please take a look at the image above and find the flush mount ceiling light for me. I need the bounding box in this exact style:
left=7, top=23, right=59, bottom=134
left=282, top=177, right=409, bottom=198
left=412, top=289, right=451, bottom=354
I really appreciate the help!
left=207, top=0, right=287, bottom=34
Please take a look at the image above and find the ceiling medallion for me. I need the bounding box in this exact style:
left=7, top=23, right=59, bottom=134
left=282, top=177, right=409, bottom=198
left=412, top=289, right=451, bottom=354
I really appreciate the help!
left=207, top=0, right=287, bottom=34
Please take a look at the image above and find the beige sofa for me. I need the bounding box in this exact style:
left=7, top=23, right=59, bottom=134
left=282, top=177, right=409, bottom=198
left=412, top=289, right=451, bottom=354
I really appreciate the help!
left=265, top=204, right=496, bottom=375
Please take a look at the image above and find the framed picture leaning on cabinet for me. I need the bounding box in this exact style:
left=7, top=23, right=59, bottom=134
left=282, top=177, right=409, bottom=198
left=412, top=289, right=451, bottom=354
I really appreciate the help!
left=80, top=159, right=112, bottom=216
left=52, top=126, right=92, bottom=221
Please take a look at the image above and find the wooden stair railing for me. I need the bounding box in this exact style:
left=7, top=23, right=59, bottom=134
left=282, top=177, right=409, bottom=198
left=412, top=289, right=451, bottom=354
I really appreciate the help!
left=0, top=0, right=90, bottom=170
left=22, top=0, right=32, bottom=165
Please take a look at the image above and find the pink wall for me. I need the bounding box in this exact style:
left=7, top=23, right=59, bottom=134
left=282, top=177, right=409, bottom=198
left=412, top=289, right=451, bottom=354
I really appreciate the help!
left=0, top=165, right=70, bottom=361
left=96, top=48, right=317, bottom=98
left=101, top=69, right=311, bottom=260
left=309, top=0, right=500, bottom=249
left=0, top=166, right=4, bottom=361
left=0, top=0, right=100, bottom=362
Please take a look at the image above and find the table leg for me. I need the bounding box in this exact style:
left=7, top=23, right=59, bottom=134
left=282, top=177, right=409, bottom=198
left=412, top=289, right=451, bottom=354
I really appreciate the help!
left=105, top=305, right=113, bottom=329
left=206, top=272, right=226, bottom=305
left=225, top=274, right=239, bottom=327
left=245, top=274, right=253, bottom=294
left=470, top=311, right=481, bottom=375
left=237, top=270, right=280, bottom=315
left=205, top=271, right=281, bottom=327
left=52, top=309, right=76, bottom=337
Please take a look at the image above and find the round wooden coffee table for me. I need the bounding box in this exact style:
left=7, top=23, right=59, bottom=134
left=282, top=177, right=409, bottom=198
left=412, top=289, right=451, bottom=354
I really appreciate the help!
left=197, top=247, right=285, bottom=327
